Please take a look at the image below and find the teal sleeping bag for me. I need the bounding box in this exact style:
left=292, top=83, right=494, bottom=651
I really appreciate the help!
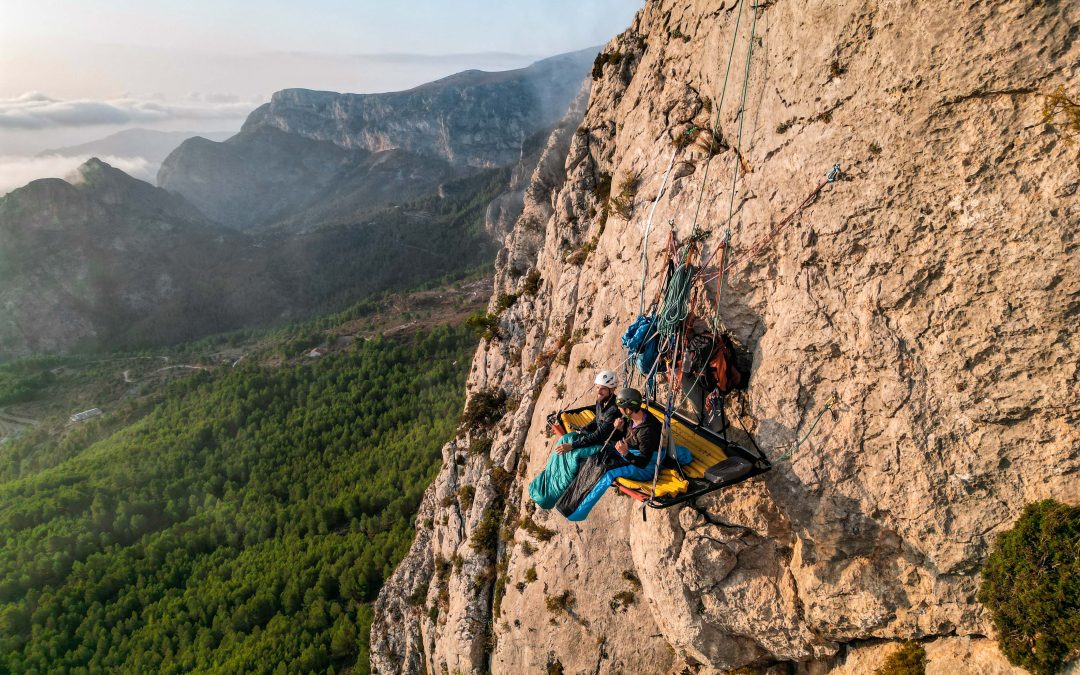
left=528, top=433, right=606, bottom=509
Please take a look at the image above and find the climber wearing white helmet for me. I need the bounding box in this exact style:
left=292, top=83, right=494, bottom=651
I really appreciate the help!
left=555, top=370, right=622, bottom=455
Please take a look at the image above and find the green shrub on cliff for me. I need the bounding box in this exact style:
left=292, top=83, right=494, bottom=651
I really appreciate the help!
left=977, top=499, right=1079, bottom=675
left=875, top=641, right=926, bottom=675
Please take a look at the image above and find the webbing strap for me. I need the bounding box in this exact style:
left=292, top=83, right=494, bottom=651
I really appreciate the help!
left=690, top=0, right=748, bottom=231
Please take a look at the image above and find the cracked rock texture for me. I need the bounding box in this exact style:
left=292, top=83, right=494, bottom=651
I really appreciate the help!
left=372, top=0, right=1078, bottom=672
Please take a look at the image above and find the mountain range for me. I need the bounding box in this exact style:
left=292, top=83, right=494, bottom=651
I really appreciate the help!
left=39, top=129, right=235, bottom=165
left=0, top=50, right=594, bottom=358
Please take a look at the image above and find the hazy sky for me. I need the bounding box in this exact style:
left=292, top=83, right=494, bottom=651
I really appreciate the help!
left=0, top=0, right=642, bottom=159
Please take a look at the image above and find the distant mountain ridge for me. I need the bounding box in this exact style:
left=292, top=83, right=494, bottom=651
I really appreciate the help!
left=0, top=155, right=528, bottom=357
left=158, top=127, right=466, bottom=232
left=1, top=50, right=594, bottom=357
left=159, top=50, right=595, bottom=232
left=39, top=129, right=235, bottom=164
left=0, top=159, right=273, bottom=354
left=240, top=49, right=597, bottom=168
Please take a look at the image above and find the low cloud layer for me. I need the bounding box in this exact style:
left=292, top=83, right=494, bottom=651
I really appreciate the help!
left=0, top=92, right=256, bottom=130
left=0, top=155, right=155, bottom=196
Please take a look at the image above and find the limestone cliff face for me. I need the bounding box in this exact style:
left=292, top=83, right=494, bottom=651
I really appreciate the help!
left=372, top=1, right=1078, bottom=673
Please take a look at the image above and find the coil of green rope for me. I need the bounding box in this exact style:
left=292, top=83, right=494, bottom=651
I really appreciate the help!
left=655, top=262, right=696, bottom=340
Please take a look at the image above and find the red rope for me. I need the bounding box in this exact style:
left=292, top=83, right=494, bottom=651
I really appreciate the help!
left=699, top=175, right=834, bottom=285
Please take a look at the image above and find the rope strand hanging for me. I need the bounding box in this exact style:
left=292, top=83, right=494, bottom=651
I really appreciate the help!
left=771, top=395, right=839, bottom=464
left=689, top=0, right=748, bottom=231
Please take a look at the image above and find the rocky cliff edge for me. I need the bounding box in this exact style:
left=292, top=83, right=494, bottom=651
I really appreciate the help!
left=372, top=1, right=1078, bottom=672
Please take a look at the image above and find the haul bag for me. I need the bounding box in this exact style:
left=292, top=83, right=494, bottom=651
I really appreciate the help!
left=703, top=457, right=753, bottom=484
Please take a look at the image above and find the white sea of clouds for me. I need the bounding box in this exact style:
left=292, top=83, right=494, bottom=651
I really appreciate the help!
left=0, top=92, right=256, bottom=130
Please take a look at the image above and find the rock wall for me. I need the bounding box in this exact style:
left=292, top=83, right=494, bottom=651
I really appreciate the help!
left=372, top=0, right=1078, bottom=672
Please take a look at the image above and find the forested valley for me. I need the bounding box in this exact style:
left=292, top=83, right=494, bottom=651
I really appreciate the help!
left=0, top=323, right=476, bottom=673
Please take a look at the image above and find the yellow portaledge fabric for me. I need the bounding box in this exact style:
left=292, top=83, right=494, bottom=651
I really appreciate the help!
left=559, top=405, right=728, bottom=498
left=616, top=470, right=688, bottom=496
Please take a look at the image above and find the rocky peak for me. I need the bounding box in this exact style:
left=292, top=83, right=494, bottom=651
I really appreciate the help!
left=3, top=159, right=207, bottom=234
left=240, top=49, right=597, bottom=168
left=371, top=0, right=1077, bottom=673
left=158, top=51, right=595, bottom=233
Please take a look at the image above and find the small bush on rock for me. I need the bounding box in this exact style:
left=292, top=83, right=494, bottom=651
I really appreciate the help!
left=460, top=389, right=507, bottom=431
left=874, top=641, right=926, bottom=675
left=465, top=311, right=500, bottom=340
left=468, top=435, right=493, bottom=456
left=591, top=52, right=624, bottom=79
left=545, top=590, right=574, bottom=614
left=521, top=269, right=542, bottom=297
left=469, top=506, right=501, bottom=555
left=495, top=292, right=518, bottom=311
left=977, top=499, right=1079, bottom=675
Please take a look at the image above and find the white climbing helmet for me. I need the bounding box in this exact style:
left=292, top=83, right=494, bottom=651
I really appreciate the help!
left=594, top=370, right=619, bottom=388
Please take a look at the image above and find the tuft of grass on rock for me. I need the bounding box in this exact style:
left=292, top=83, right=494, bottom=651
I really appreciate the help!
left=874, top=641, right=926, bottom=675
left=469, top=506, right=502, bottom=555
left=519, top=516, right=556, bottom=542
left=609, top=171, right=641, bottom=220
left=457, top=484, right=475, bottom=511
left=610, top=590, right=636, bottom=611
left=545, top=590, right=574, bottom=615
left=1042, top=85, right=1080, bottom=144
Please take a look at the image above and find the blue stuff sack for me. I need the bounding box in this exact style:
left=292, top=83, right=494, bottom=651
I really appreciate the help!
left=621, top=314, right=659, bottom=377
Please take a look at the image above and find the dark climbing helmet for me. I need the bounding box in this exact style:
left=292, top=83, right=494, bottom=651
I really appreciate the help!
left=616, top=387, right=644, bottom=409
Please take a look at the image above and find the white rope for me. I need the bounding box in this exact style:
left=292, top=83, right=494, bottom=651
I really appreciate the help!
left=638, top=149, right=679, bottom=316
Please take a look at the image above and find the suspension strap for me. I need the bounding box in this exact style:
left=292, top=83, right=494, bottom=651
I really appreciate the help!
left=689, top=0, right=748, bottom=231
left=720, top=2, right=761, bottom=233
